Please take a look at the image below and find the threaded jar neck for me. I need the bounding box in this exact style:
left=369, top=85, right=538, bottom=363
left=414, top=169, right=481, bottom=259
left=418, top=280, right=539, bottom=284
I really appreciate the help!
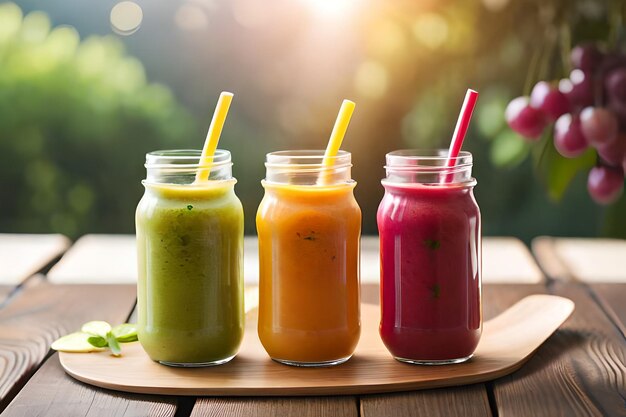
left=383, top=149, right=474, bottom=186
left=264, top=150, right=353, bottom=185
left=144, top=149, right=233, bottom=185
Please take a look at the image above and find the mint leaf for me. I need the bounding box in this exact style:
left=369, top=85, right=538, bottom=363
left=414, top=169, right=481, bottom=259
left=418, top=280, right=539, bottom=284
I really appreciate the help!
left=106, top=332, right=122, bottom=356
left=187, top=204, right=193, bottom=210
left=112, top=323, right=138, bottom=343
left=424, top=239, right=441, bottom=250
left=87, top=336, right=108, bottom=348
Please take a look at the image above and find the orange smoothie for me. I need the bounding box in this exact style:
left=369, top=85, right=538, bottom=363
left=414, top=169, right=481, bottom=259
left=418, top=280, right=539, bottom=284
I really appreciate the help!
left=257, top=182, right=361, bottom=365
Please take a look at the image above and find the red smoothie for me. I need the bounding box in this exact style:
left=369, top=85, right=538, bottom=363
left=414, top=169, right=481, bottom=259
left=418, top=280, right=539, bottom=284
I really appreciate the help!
left=377, top=151, right=481, bottom=364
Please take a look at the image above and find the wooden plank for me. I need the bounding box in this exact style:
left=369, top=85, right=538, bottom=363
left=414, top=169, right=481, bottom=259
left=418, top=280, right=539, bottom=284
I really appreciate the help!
left=2, top=357, right=177, bottom=417
left=47, top=235, right=136, bottom=284
left=532, top=237, right=626, bottom=283
left=360, top=386, right=491, bottom=417
left=0, top=277, right=138, bottom=410
left=0, top=234, right=69, bottom=285
left=360, top=284, right=491, bottom=417
left=482, top=237, right=544, bottom=283
left=488, top=282, right=626, bottom=417
left=590, top=284, right=626, bottom=340
left=531, top=236, right=571, bottom=281
left=0, top=278, right=179, bottom=416
left=191, top=397, right=358, bottom=417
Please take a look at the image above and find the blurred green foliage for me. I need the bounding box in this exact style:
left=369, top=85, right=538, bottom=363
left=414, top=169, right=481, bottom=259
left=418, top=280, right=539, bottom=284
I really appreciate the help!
left=1, top=0, right=623, bottom=240
left=0, top=3, right=197, bottom=237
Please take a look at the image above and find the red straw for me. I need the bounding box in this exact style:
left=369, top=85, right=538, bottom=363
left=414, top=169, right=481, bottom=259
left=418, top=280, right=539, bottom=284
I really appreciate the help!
left=444, top=89, right=479, bottom=183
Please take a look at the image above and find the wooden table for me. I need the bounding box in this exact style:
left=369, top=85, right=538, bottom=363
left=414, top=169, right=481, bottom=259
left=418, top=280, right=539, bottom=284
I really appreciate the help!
left=0, top=234, right=624, bottom=417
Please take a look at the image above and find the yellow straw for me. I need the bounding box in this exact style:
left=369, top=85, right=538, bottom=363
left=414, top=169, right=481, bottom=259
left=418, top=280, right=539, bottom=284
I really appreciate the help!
left=195, top=91, right=234, bottom=183
left=320, top=99, right=356, bottom=184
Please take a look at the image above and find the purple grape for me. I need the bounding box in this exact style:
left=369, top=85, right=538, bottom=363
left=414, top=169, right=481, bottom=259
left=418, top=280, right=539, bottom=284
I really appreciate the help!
left=571, top=43, right=603, bottom=72
left=530, top=81, right=570, bottom=121
left=605, top=68, right=626, bottom=105
left=553, top=113, right=588, bottom=157
left=505, top=96, right=547, bottom=140
left=559, top=70, right=594, bottom=109
left=597, top=133, right=626, bottom=167
left=587, top=165, right=624, bottom=204
left=580, top=107, right=618, bottom=147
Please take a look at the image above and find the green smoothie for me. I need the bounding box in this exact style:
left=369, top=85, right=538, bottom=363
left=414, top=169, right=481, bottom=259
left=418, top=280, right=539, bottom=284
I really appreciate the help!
left=136, top=181, right=244, bottom=366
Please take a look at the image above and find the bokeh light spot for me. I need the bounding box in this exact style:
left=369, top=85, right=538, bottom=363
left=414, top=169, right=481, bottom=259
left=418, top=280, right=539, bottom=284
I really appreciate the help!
left=0, top=3, right=23, bottom=42
left=232, top=0, right=271, bottom=28
left=110, top=1, right=143, bottom=36
left=299, top=0, right=361, bottom=18
left=369, top=21, right=406, bottom=57
left=354, top=61, right=388, bottom=99
left=175, top=3, right=209, bottom=31
left=300, top=0, right=364, bottom=19
left=481, top=0, right=510, bottom=12
left=412, top=13, right=448, bottom=50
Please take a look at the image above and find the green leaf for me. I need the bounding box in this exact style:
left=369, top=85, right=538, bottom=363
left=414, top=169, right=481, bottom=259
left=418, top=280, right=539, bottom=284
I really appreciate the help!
left=490, top=130, right=530, bottom=169
left=51, top=332, right=105, bottom=353
left=81, top=321, right=112, bottom=338
left=106, top=331, right=122, bottom=356
left=532, top=136, right=596, bottom=202
left=87, top=336, right=108, bottom=348
left=112, top=323, right=138, bottom=343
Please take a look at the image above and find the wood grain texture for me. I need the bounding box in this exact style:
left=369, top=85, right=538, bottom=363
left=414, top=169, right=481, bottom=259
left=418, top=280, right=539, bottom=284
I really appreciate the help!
left=360, top=385, right=491, bottom=417
left=59, top=295, right=573, bottom=396
left=0, top=234, right=69, bottom=285
left=488, top=283, right=626, bottom=417
left=191, top=397, right=358, bottom=417
left=0, top=277, right=137, bottom=410
left=532, top=237, right=626, bottom=283
left=1, top=355, right=177, bottom=417
left=590, top=284, right=626, bottom=339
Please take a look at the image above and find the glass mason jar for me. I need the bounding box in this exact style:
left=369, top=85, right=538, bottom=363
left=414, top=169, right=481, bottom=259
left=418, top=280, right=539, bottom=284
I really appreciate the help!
left=135, top=149, right=244, bottom=367
left=377, top=150, right=482, bottom=365
left=257, top=150, right=361, bottom=367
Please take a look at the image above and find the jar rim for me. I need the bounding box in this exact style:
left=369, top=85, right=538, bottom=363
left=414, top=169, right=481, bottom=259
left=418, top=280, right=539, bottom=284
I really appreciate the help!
left=385, top=149, right=472, bottom=171
left=386, top=149, right=472, bottom=161
left=145, top=149, right=232, bottom=169
left=265, top=149, right=352, bottom=173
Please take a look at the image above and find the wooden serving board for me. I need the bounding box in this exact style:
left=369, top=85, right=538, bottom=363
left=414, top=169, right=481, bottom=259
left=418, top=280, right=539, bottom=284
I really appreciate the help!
left=59, top=295, right=574, bottom=396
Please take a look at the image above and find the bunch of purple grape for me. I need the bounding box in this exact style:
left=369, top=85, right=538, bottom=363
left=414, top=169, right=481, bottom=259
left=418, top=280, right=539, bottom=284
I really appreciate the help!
left=505, top=43, right=626, bottom=204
